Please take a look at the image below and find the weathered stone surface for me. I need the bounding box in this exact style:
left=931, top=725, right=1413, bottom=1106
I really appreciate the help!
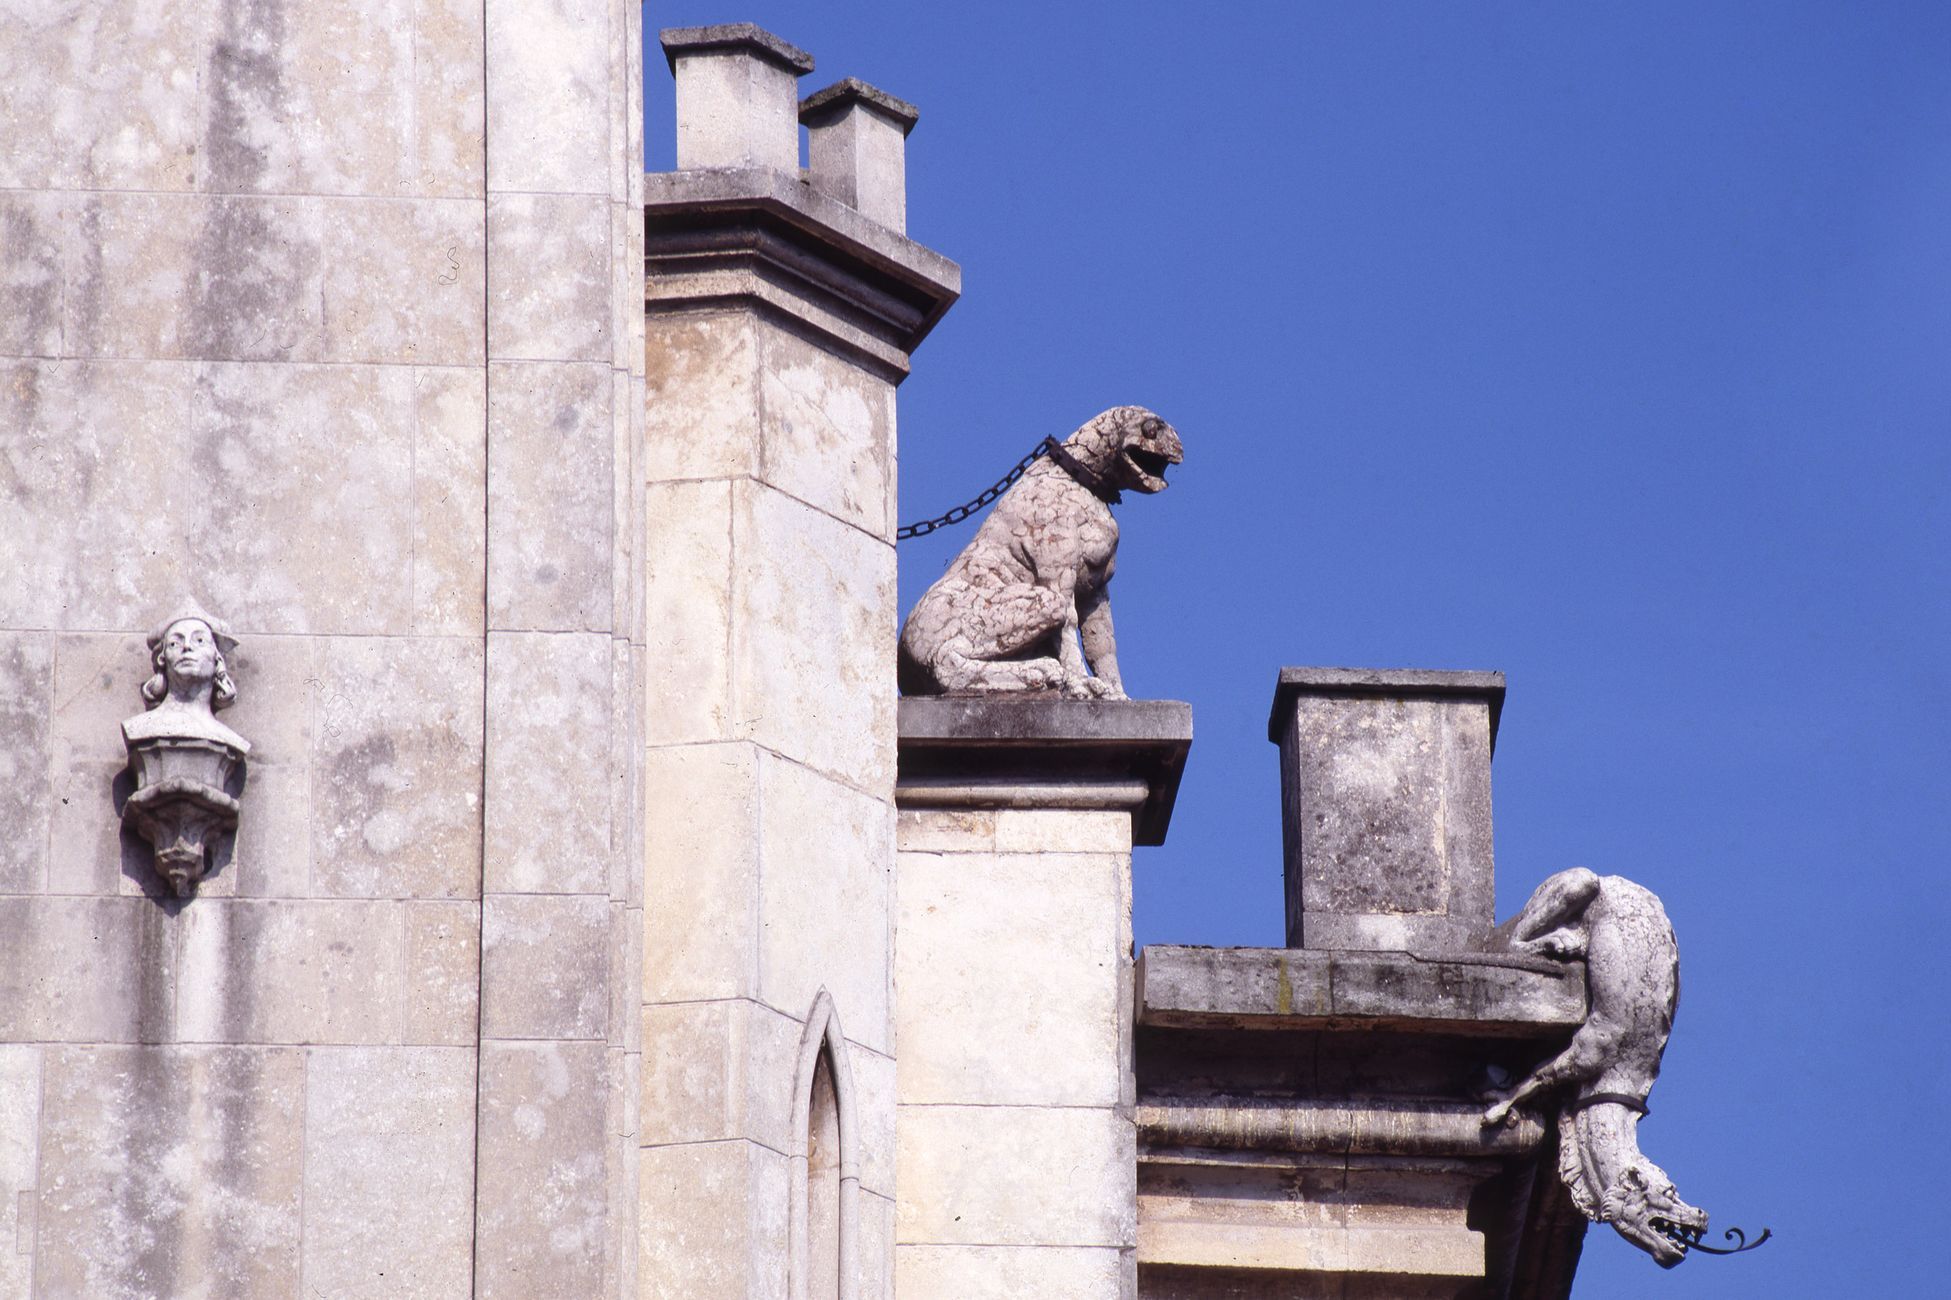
left=899, top=408, right=1181, bottom=701
left=896, top=1104, right=1135, bottom=1248
left=0, top=1046, right=39, bottom=1300
left=176, top=900, right=406, bottom=1044
left=481, top=893, right=610, bottom=1040
left=0, top=192, right=66, bottom=357
left=36, top=1046, right=304, bottom=1300
left=487, top=193, right=612, bottom=362
left=897, top=847, right=1127, bottom=1107
left=642, top=479, right=734, bottom=746
left=756, top=323, right=896, bottom=539
left=637, top=1138, right=791, bottom=1300
left=1270, top=668, right=1503, bottom=954
left=474, top=1041, right=611, bottom=1298
left=303, top=1047, right=476, bottom=1299
left=661, top=25, right=811, bottom=173
left=319, top=197, right=485, bottom=365
left=405, top=899, right=482, bottom=1045
left=0, top=632, right=52, bottom=892
left=487, top=0, right=613, bottom=194
left=757, top=753, right=892, bottom=1053
left=637, top=998, right=802, bottom=1153
left=485, top=631, right=613, bottom=894
left=732, top=481, right=894, bottom=790
left=801, top=79, right=916, bottom=233
left=643, top=312, right=760, bottom=481
left=640, top=741, right=758, bottom=1002
left=412, top=366, right=490, bottom=636
left=898, top=1245, right=1126, bottom=1298
left=0, top=898, right=176, bottom=1042
left=1134, top=945, right=1584, bottom=1032
left=487, top=360, right=614, bottom=633
left=313, top=636, right=483, bottom=898
left=1138, top=1220, right=1483, bottom=1278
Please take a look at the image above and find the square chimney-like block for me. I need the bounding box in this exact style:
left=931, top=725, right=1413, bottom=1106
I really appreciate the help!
left=1268, top=668, right=1505, bottom=953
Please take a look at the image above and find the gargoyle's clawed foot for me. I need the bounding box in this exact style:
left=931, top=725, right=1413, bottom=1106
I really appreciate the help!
left=1482, top=1097, right=1519, bottom=1127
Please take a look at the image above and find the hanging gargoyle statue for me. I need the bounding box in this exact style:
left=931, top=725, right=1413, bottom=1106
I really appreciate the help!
left=899, top=405, right=1182, bottom=699
left=1484, top=868, right=1768, bottom=1265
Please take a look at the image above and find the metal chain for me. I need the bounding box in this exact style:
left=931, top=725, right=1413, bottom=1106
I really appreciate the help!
left=896, top=443, right=1050, bottom=540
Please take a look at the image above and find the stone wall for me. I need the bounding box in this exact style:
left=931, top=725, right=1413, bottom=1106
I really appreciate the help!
left=0, top=2, right=641, bottom=1295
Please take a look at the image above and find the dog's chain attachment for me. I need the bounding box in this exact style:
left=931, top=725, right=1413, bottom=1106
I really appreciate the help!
left=895, top=442, right=1051, bottom=540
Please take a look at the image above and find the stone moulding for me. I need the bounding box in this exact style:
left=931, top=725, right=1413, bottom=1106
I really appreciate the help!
left=644, top=166, right=961, bottom=380
left=121, top=602, right=250, bottom=897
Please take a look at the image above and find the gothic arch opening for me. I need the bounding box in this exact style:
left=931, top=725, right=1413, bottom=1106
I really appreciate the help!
left=790, top=990, right=860, bottom=1300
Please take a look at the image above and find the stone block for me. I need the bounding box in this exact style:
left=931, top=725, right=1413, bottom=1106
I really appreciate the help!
left=851, top=1042, right=897, bottom=1200
left=859, top=1188, right=896, bottom=1300
left=198, top=0, right=415, bottom=196
left=643, top=312, right=762, bottom=481
left=484, top=631, right=612, bottom=894
left=302, top=1047, right=477, bottom=1299
left=610, top=374, right=637, bottom=661
left=0, top=632, right=52, bottom=892
left=896, top=1244, right=1126, bottom=1299
left=35, top=1045, right=305, bottom=1300
left=69, top=193, right=327, bottom=363
left=319, top=197, right=485, bottom=365
left=313, top=635, right=484, bottom=898
left=475, top=1040, right=612, bottom=1299
left=489, top=193, right=612, bottom=361
left=637, top=998, right=802, bottom=1153
left=641, top=741, right=759, bottom=1002
left=487, top=360, right=614, bottom=632
left=406, top=899, right=482, bottom=1045
left=757, top=753, right=893, bottom=1052
left=0, top=4, right=202, bottom=191
left=176, top=900, right=406, bottom=1045
left=1271, top=669, right=1501, bottom=953
left=482, top=893, right=610, bottom=1040
left=486, top=0, right=613, bottom=195
left=413, top=366, right=490, bottom=636
left=637, top=1138, right=791, bottom=1300
left=755, top=323, right=896, bottom=539
left=227, top=759, right=313, bottom=898
left=895, top=809, right=996, bottom=854
left=895, top=1105, right=1135, bottom=1248
left=0, top=897, right=175, bottom=1042
left=897, top=850, right=1127, bottom=1107
left=663, top=26, right=811, bottom=172
left=0, top=1046, right=39, bottom=1300
left=413, top=0, right=488, bottom=197
left=993, top=808, right=1132, bottom=854
left=801, top=79, right=916, bottom=234
left=731, top=481, right=895, bottom=791
left=0, top=191, right=67, bottom=357
left=643, top=479, right=734, bottom=745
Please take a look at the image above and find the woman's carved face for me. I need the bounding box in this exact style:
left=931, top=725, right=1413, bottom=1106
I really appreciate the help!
left=161, top=619, right=219, bottom=687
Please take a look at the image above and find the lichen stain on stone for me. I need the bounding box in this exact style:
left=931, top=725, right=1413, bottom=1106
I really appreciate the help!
left=1274, top=957, right=1293, bottom=1017
left=204, top=0, right=289, bottom=192
left=0, top=202, right=59, bottom=351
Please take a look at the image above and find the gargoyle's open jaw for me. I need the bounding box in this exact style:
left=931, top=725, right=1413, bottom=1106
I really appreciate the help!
left=1639, top=1211, right=1711, bottom=1268
left=1121, top=444, right=1181, bottom=493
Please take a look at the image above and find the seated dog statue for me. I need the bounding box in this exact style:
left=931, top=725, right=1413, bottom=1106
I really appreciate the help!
left=899, top=406, right=1182, bottom=699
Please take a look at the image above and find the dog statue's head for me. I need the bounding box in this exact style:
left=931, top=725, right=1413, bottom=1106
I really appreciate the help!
left=1601, top=1159, right=1709, bottom=1268
left=1065, top=406, right=1183, bottom=495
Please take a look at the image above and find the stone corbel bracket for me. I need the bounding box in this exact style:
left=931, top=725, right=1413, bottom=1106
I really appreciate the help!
left=650, top=25, right=962, bottom=382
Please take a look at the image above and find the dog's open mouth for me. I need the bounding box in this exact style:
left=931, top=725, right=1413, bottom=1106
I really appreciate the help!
left=1125, top=447, right=1176, bottom=481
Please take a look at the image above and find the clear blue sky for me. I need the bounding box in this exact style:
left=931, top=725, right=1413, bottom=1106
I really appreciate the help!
left=647, top=5, right=1951, bottom=1294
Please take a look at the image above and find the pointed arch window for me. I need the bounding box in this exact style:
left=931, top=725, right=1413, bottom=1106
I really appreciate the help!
left=790, top=990, right=859, bottom=1300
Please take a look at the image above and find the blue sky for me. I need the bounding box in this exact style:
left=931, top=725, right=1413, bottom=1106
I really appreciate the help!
left=648, top=4, right=1950, bottom=1294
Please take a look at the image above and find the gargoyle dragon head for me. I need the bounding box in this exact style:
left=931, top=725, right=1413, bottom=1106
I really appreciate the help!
left=1601, top=1159, right=1709, bottom=1268
left=1066, top=405, right=1184, bottom=495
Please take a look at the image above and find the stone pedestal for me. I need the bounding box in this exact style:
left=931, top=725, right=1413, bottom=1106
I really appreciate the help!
left=1269, top=668, right=1506, bottom=954
left=893, top=697, right=1191, bottom=1300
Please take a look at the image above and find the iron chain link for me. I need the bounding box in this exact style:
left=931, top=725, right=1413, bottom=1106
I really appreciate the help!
left=896, top=443, right=1050, bottom=541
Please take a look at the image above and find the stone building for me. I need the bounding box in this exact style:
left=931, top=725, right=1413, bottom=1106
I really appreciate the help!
left=0, top=13, right=1611, bottom=1299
